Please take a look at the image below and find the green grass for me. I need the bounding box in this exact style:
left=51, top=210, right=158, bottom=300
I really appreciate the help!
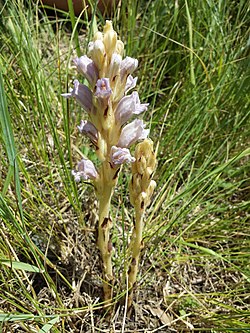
left=0, top=0, right=249, bottom=331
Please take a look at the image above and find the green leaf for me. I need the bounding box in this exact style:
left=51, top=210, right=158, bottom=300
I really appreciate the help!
left=0, top=71, right=16, bottom=166
left=0, top=71, right=16, bottom=195
left=0, top=313, right=57, bottom=323
left=0, top=259, right=44, bottom=273
left=0, top=314, right=35, bottom=322
left=0, top=71, right=24, bottom=222
left=38, top=316, right=60, bottom=333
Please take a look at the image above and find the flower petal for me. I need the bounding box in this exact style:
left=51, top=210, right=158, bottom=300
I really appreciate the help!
left=78, top=120, right=99, bottom=145
left=62, top=80, right=93, bottom=114
left=117, top=119, right=150, bottom=148
left=120, top=56, right=138, bottom=82
left=72, top=158, right=98, bottom=182
left=110, top=146, right=135, bottom=166
left=95, top=78, right=112, bottom=98
left=115, top=92, right=149, bottom=126
left=125, top=75, right=138, bottom=94
left=73, top=55, right=98, bottom=87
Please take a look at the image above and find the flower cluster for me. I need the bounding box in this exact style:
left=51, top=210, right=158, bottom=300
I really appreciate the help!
left=62, top=21, right=149, bottom=180
left=128, top=138, right=156, bottom=308
left=129, top=139, right=157, bottom=210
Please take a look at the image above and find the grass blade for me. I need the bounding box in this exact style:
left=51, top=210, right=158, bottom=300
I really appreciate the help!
left=38, top=316, right=60, bottom=333
left=0, top=71, right=15, bottom=194
left=0, top=71, right=16, bottom=166
left=0, top=259, right=43, bottom=273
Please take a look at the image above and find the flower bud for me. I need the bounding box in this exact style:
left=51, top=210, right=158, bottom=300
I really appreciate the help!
left=147, top=180, right=157, bottom=198
left=108, top=53, right=122, bottom=82
left=88, top=40, right=105, bottom=70
left=93, top=31, right=103, bottom=41
left=116, top=40, right=124, bottom=56
left=103, top=20, right=117, bottom=57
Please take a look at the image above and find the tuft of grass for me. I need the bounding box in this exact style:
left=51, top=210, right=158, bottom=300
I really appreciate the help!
left=0, top=0, right=249, bottom=331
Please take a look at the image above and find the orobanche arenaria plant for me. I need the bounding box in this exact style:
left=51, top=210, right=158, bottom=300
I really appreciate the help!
left=63, top=21, right=156, bottom=308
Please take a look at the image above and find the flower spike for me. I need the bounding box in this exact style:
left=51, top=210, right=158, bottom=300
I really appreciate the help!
left=63, top=21, right=155, bottom=309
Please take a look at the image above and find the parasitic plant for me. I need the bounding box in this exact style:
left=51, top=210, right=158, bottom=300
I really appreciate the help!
left=128, top=139, right=156, bottom=309
left=63, top=21, right=156, bottom=307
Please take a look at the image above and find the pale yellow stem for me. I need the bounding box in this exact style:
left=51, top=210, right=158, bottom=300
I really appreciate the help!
left=96, top=162, right=117, bottom=305
left=127, top=205, right=145, bottom=309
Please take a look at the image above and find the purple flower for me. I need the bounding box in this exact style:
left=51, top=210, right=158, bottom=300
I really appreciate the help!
left=78, top=120, right=98, bottom=146
left=94, top=78, right=112, bottom=111
left=110, top=146, right=135, bottom=166
left=73, top=55, right=98, bottom=87
left=115, top=92, right=149, bottom=126
left=95, top=78, right=112, bottom=98
left=72, top=158, right=98, bottom=182
left=62, top=80, right=93, bottom=114
left=125, top=75, right=138, bottom=94
left=120, top=56, right=138, bottom=82
left=117, top=119, right=149, bottom=148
